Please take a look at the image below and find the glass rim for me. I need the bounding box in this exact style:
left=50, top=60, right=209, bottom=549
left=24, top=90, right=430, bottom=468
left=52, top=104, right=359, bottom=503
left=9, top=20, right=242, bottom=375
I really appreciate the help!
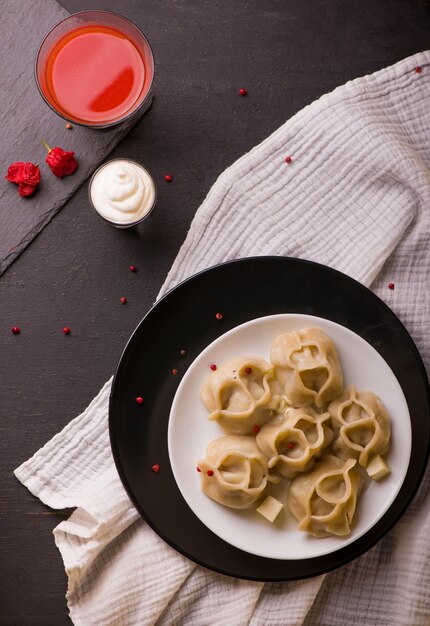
left=34, top=10, right=155, bottom=129
left=88, top=158, right=158, bottom=228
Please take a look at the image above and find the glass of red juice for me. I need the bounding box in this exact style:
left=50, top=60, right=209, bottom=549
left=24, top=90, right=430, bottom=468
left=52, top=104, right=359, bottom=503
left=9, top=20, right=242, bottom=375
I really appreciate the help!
left=35, top=11, right=154, bottom=128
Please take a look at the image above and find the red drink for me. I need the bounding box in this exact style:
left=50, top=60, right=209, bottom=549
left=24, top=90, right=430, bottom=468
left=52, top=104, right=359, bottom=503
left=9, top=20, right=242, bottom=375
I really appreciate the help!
left=36, top=12, right=154, bottom=127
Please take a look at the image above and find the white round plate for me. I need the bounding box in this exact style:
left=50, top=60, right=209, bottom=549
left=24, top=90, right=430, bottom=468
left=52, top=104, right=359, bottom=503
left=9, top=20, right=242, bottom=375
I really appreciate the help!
left=168, top=314, right=411, bottom=560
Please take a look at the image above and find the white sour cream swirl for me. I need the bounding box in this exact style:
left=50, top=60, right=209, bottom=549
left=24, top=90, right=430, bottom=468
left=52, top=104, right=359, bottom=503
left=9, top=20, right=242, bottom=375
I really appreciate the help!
left=90, top=160, right=156, bottom=225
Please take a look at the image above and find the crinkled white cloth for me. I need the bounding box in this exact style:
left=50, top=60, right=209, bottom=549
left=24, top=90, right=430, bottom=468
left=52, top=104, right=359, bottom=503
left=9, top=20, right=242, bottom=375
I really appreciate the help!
left=15, top=51, right=430, bottom=626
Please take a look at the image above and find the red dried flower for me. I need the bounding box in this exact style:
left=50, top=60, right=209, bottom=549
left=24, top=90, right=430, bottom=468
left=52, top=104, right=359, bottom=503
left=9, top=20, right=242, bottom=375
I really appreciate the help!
left=42, top=140, right=78, bottom=178
left=6, top=162, right=41, bottom=197
left=18, top=183, right=38, bottom=197
left=6, top=163, right=24, bottom=184
left=7, top=162, right=40, bottom=185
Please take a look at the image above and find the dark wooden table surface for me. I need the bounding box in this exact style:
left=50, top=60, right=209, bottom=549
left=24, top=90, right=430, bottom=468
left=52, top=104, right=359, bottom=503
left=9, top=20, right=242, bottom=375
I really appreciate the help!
left=1, top=1, right=429, bottom=624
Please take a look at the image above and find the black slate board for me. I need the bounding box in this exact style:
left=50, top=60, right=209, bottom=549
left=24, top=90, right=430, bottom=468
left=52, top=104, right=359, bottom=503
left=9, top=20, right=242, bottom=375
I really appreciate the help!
left=0, top=0, right=151, bottom=274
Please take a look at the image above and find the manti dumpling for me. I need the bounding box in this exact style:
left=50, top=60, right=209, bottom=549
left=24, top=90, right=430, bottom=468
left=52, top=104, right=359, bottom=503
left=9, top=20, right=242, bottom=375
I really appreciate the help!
left=328, top=386, right=391, bottom=467
left=256, top=407, right=333, bottom=477
left=270, top=328, right=343, bottom=408
left=198, top=435, right=270, bottom=509
left=201, top=356, right=274, bottom=435
left=288, top=454, right=363, bottom=537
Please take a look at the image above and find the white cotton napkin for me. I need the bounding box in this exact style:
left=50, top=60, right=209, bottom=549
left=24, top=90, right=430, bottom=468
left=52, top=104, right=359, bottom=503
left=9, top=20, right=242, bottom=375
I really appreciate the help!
left=15, top=51, right=430, bottom=626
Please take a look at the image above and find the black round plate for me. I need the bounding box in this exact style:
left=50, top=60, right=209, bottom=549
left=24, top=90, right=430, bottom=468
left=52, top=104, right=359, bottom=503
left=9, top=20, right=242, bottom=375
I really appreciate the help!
left=109, top=256, right=430, bottom=581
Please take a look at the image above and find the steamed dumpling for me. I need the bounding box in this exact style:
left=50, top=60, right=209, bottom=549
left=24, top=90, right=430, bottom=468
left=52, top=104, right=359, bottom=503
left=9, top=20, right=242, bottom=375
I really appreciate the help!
left=256, top=407, right=333, bottom=477
left=270, top=328, right=343, bottom=408
left=198, top=435, right=270, bottom=509
left=288, top=454, right=362, bottom=537
left=201, top=356, right=274, bottom=435
left=328, top=386, right=391, bottom=467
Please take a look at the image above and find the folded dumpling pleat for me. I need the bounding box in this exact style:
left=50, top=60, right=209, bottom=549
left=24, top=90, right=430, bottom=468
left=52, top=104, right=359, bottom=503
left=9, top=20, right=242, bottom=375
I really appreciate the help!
left=328, top=386, right=391, bottom=467
left=270, top=328, right=343, bottom=408
left=256, top=407, right=333, bottom=477
left=198, top=435, right=270, bottom=509
left=201, top=356, right=274, bottom=434
left=288, top=454, right=362, bottom=537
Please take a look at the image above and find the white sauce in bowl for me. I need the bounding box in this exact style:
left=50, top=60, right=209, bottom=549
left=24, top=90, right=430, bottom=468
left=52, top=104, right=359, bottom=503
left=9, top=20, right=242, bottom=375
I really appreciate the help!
left=89, top=159, right=156, bottom=226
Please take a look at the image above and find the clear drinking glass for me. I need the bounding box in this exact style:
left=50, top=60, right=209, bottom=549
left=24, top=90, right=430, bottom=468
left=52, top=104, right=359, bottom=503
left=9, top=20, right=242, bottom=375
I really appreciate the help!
left=35, top=11, right=154, bottom=129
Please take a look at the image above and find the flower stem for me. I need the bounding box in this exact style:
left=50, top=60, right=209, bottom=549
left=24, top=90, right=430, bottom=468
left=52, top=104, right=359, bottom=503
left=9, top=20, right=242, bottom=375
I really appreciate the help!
left=41, top=138, right=52, bottom=153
